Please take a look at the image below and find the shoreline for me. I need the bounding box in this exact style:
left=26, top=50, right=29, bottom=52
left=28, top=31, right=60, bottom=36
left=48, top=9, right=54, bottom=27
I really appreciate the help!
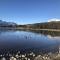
left=15, top=28, right=60, bottom=32
left=0, top=27, right=60, bottom=32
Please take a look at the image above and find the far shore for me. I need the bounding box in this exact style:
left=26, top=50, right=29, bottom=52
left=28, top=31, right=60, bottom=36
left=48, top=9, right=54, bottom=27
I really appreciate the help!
left=15, top=28, right=60, bottom=32
left=0, top=27, right=60, bottom=32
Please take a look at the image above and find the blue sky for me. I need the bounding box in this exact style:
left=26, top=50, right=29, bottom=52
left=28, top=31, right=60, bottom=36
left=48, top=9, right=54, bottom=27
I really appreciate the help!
left=0, top=0, right=60, bottom=24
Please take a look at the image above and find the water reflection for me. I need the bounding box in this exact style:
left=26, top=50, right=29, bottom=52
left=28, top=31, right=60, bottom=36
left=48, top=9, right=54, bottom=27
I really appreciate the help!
left=30, top=30, right=60, bottom=37
left=0, top=30, right=60, bottom=55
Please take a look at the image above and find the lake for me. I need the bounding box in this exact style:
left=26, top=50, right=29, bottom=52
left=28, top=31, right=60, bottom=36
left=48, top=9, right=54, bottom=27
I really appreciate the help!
left=0, top=30, right=60, bottom=54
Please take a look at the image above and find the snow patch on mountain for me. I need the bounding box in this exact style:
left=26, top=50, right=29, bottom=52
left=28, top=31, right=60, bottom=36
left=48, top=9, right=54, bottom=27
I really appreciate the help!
left=48, top=18, right=60, bottom=22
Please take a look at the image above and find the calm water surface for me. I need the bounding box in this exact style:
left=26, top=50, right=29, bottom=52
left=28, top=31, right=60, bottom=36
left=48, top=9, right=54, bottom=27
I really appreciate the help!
left=0, top=30, right=60, bottom=54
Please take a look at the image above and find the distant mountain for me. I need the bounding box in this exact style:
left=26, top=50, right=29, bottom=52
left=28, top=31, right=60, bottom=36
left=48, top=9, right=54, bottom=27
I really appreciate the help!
left=27, top=21, right=60, bottom=29
left=17, top=21, right=60, bottom=29
left=0, top=20, right=16, bottom=27
left=1, top=19, right=60, bottom=29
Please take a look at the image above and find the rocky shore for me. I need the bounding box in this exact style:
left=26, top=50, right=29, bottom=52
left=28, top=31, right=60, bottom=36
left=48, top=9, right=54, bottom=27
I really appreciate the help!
left=0, top=51, right=60, bottom=60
